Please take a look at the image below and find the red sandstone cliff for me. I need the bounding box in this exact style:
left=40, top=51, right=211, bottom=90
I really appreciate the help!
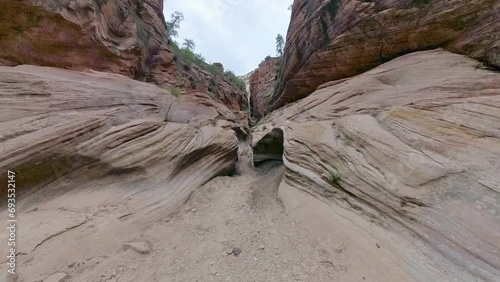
left=0, top=0, right=247, bottom=111
left=249, top=57, right=281, bottom=119
left=269, top=0, right=500, bottom=112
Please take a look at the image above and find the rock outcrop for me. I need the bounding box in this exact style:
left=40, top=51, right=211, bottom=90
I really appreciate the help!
left=0, top=66, right=247, bottom=281
left=0, top=65, right=240, bottom=210
left=253, top=50, right=500, bottom=281
left=174, top=62, right=248, bottom=112
left=0, top=0, right=172, bottom=82
left=269, top=0, right=500, bottom=112
left=249, top=57, right=280, bottom=119
left=0, top=0, right=247, bottom=112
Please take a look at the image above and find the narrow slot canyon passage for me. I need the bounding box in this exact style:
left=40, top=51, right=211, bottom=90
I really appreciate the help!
left=3, top=141, right=345, bottom=282
left=1, top=0, right=499, bottom=281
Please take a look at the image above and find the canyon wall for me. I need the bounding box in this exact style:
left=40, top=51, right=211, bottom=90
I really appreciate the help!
left=0, top=0, right=247, bottom=112
left=269, top=0, right=500, bottom=112
left=249, top=2, right=500, bottom=280
left=253, top=50, right=500, bottom=281
left=0, top=64, right=242, bottom=205
left=0, top=0, right=251, bottom=204
left=249, top=57, right=280, bottom=119
left=0, top=0, right=172, bottom=82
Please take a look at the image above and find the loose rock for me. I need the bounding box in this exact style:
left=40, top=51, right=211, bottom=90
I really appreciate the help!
left=122, top=242, right=151, bottom=255
left=232, top=247, right=242, bottom=256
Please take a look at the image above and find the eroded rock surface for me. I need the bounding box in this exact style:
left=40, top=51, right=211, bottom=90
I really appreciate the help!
left=0, top=0, right=248, bottom=112
left=0, top=65, right=239, bottom=205
left=0, top=0, right=172, bottom=82
left=270, top=0, right=500, bottom=112
left=0, top=65, right=245, bottom=281
left=174, top=62, right=248, bottom=113
left=249, top=57, right=280, bottom=119
left=253, top=50, right=500, bottom=281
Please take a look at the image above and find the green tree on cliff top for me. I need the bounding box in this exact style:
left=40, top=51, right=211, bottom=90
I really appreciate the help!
left=276, top=34, right=284, bottom=57
left=167, top=11, right=184, bottom=38
left=182, top=38, right=195, bottom=51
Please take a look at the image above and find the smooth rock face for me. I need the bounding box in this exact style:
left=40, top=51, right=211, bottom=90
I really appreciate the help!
left=269, top=0, right=500, bottom=112
left=253, top=50, right=500, bottom=281
left=0, top=0, right=247, bottom=111
left=249, top=57, right=280, bottom=119
left=0, top=65, right=239, bottom=208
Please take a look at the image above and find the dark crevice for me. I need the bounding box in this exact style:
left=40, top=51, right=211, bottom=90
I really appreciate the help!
left=231, top=126, right=248, bottom=142
left=252, top=128, right=284, bottom=166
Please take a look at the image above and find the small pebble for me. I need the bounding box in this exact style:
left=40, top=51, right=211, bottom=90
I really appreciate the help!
left=233, top=247, right=242, bottom=255
left=209, top=267, right=217, bottom=275
left=122, top=242, right=151, bottom=254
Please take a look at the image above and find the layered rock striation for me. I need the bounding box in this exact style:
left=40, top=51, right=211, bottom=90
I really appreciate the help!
left=0, top=65, right=240, bottom=210
left=249, top=57, right=281, bottom=119
left=0, top=0, right=248, bottom=112
left=253, top=50, right=500, bottom=281
left=0, top=0, right=172, bottom=82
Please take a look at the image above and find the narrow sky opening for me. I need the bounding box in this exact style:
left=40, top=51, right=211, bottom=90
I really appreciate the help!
left=164, top=0, right=292, bottom=75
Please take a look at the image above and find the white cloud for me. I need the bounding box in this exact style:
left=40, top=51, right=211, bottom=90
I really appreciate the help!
left=164, top=0, right=292, bottom=75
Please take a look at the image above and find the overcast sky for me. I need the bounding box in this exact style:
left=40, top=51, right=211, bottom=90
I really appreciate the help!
left=164, top=0, right=292, bottom=75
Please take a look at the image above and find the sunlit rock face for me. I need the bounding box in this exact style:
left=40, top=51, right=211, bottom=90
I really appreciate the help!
left=269, top=0, right=500, bottom=112
left=253, top=50, right=500, bottom=281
